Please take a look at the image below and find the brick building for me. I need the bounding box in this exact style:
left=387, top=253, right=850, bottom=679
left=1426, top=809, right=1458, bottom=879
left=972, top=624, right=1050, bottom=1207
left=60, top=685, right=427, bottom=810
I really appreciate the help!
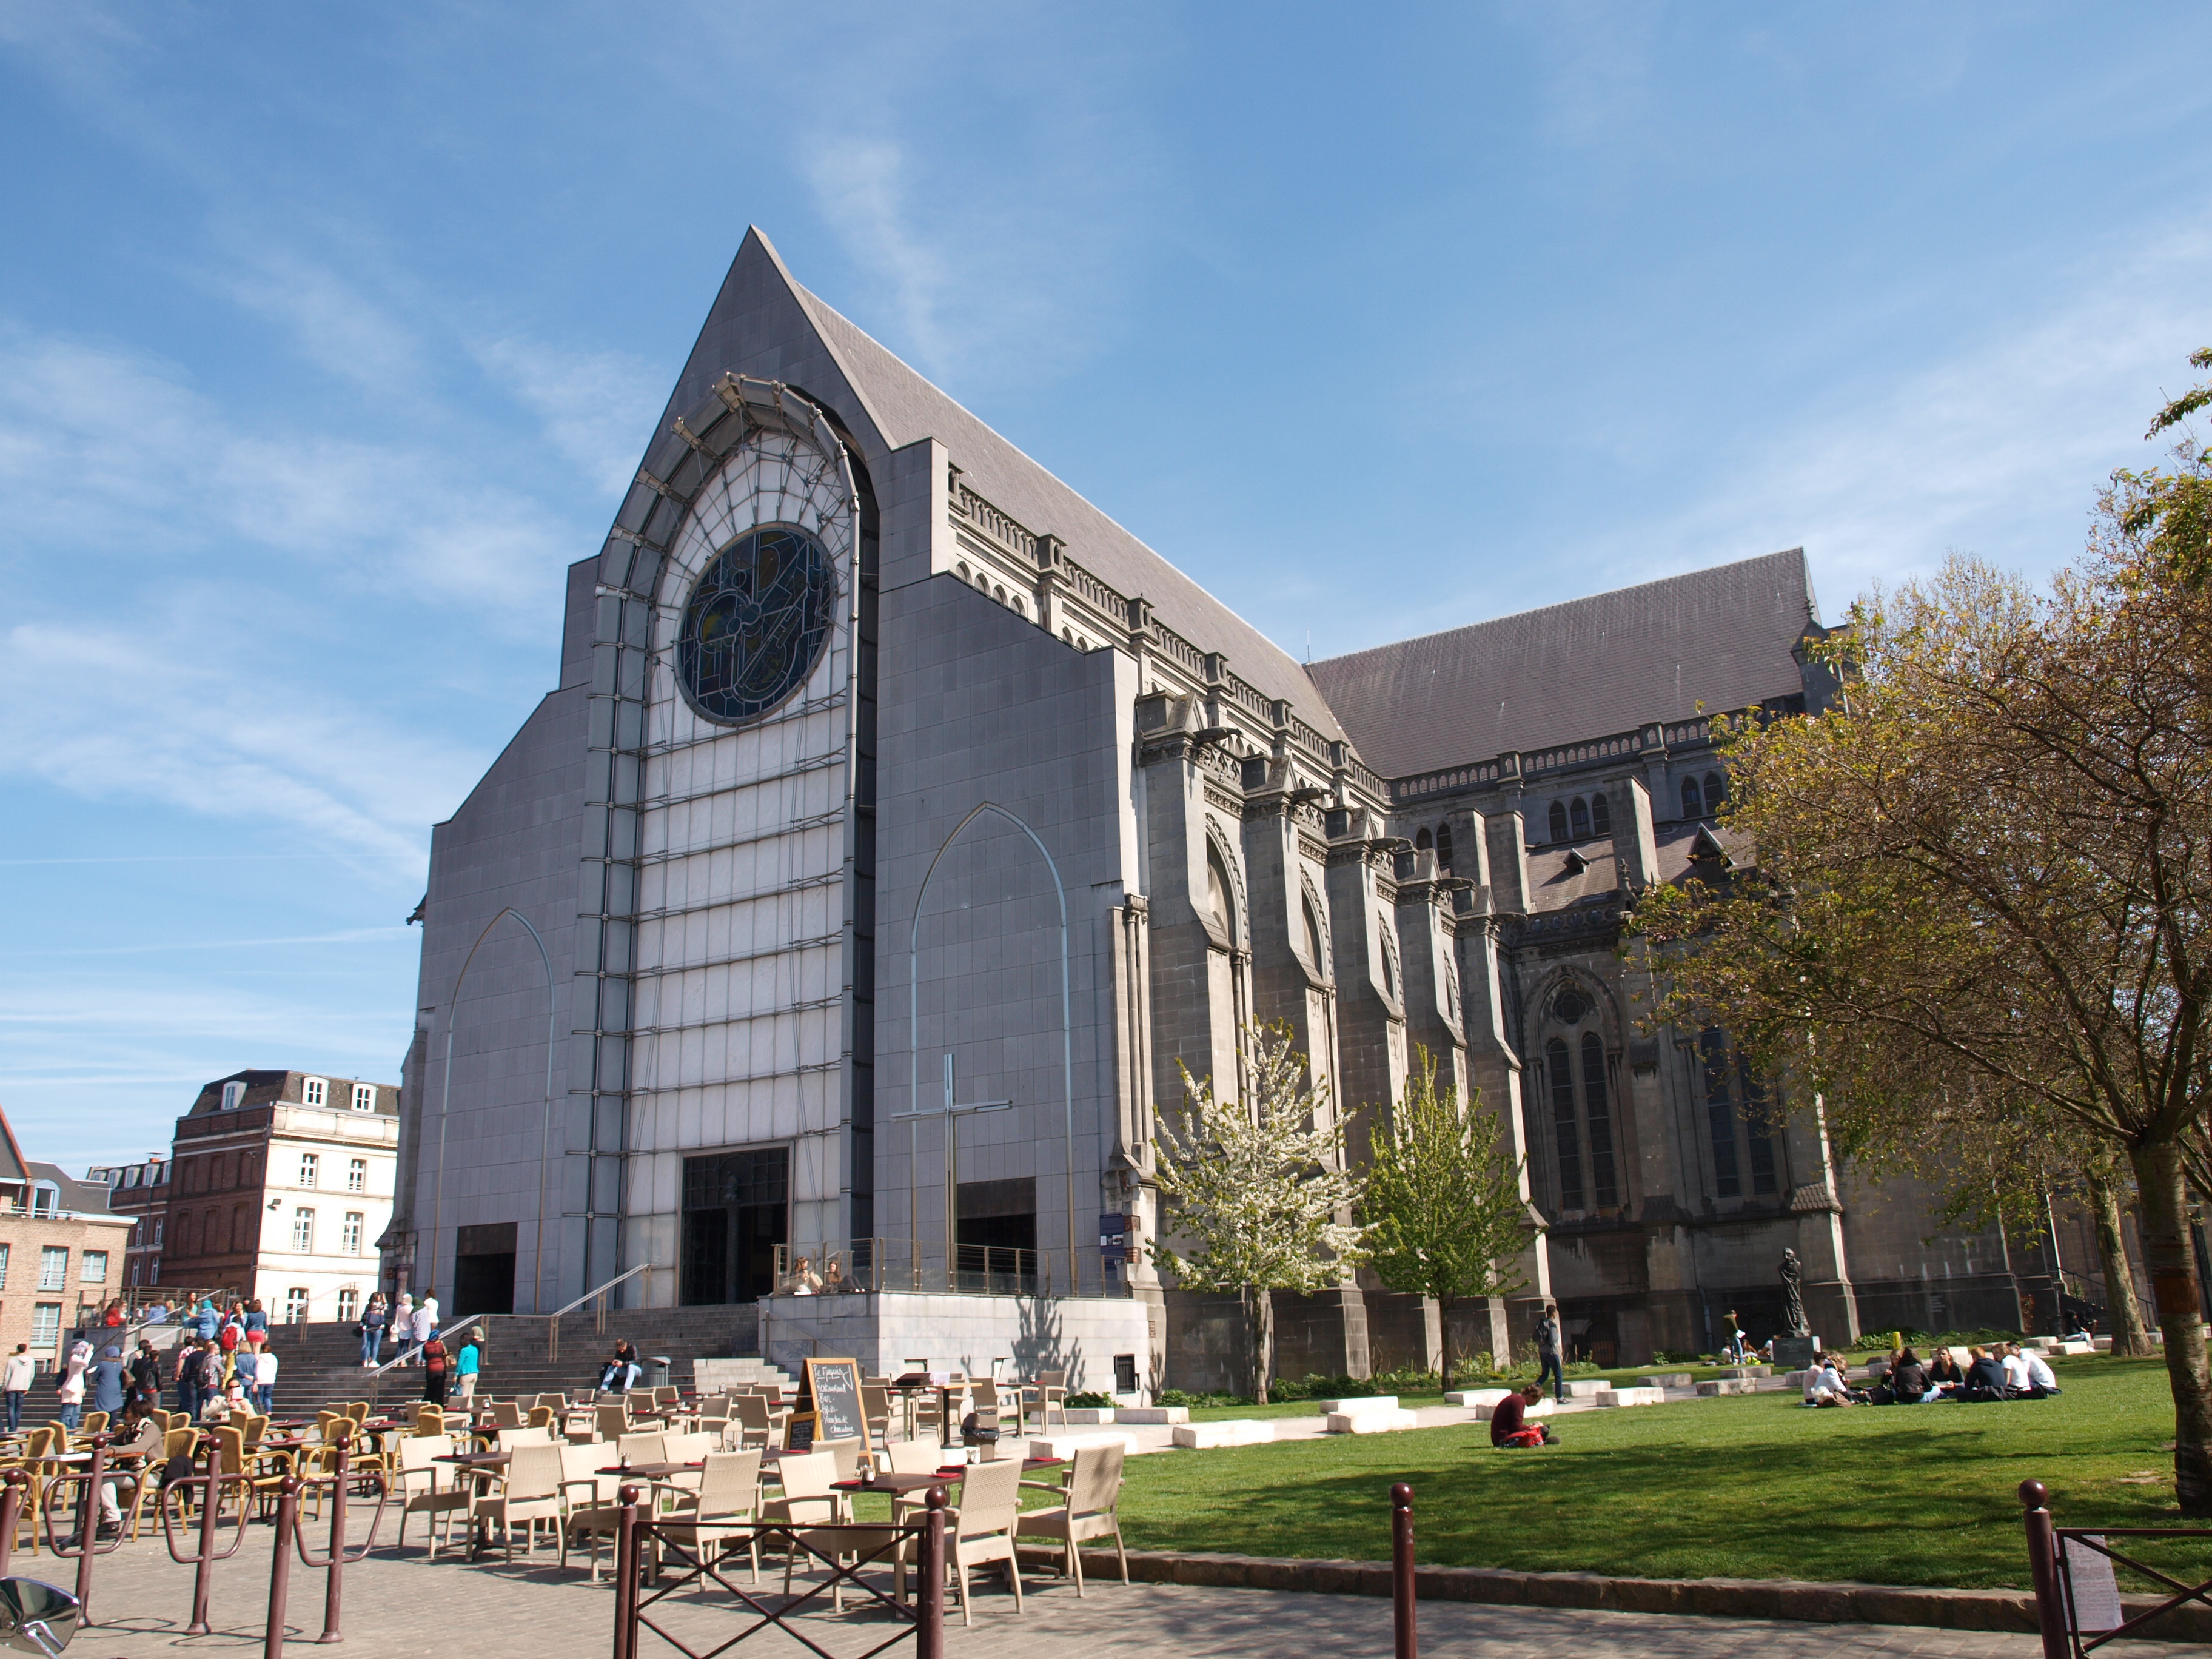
left=156, top=1070, right=400, bottom=1326
left=84, top=1156, right=167, bottom=1292
left=0, top=1107, right=132, bottom=1370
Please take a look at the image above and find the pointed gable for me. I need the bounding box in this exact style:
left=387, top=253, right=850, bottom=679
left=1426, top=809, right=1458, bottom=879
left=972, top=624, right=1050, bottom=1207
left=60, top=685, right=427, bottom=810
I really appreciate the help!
left=0, top=1103, right=32, bottom=1187
left=629, top=229, right=1347, bottom=745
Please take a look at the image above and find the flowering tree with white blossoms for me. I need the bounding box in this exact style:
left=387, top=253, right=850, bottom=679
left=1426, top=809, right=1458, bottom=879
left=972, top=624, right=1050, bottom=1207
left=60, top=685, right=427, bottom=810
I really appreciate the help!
left=1153, top=1023, right=1367, bottom=1403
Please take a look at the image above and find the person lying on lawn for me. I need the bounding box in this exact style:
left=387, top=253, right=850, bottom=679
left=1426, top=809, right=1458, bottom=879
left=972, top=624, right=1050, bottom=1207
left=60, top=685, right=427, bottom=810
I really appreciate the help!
left=1490, top=1382, right=1556, bottom=1447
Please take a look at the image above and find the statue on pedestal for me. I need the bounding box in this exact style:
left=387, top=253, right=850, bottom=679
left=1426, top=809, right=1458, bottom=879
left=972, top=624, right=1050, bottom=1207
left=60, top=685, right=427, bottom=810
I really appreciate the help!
left=1780, top=1248, right=1809, bottom=1338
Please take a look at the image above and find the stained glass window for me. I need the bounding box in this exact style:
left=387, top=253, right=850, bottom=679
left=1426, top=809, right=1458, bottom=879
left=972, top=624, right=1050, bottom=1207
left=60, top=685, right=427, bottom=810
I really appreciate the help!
left=677, top=526, right=836, bottom=723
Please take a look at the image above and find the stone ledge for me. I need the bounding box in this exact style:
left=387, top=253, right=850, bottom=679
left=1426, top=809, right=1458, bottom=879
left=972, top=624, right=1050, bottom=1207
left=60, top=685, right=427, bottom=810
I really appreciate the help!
left=1008, top=1548, right=2212, bottom=1642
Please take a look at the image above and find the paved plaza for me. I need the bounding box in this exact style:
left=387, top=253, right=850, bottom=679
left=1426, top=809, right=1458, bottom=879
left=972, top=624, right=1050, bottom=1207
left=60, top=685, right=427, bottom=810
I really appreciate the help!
left=28, top=1521, right=2160, bottom=1659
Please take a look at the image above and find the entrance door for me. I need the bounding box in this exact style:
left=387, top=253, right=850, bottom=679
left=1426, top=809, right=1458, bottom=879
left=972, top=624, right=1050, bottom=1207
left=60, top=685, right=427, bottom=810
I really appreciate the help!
left=452, top=1222, right=517, bottom=1317
left=681, top=1147, right=789, bottom=1305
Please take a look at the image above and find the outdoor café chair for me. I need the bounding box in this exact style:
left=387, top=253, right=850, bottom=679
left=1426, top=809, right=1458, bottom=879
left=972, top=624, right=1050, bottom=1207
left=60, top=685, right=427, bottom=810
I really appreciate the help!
left=730, top=1393, right=785, bottom=1450
left=1016, top=1440, right=1128, bottom=1596
left=905, top=1457, right=1024, bottom=1626
left=652, top=1449, right=763, bottom=1584
left=471, top=1442, right=566, bottom=1563
left=392, top=1433, right=471, bottom=1560
left=556, top=1441, right=625, bottom=1581
left=616, top=1431, right=666, bottom=1467
left=488, top=1401, right=523, bottom=1430
left=1022, top=1371, right=1069, bottom=1432
left=595, top=1403, right=628, bottom=1444
left=860, top=1385, right=891, bottom=1451
left=652, top=1385, right=681, bottom=1411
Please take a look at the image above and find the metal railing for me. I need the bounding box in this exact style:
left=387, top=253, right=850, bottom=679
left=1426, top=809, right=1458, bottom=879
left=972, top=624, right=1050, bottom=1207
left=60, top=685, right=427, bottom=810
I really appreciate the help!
left=546, top=1263, right=659, bottom=1362
left=2022, top=1477, right=2212, bottom=1654
left=770, top=1239, right=1073, bottom=1299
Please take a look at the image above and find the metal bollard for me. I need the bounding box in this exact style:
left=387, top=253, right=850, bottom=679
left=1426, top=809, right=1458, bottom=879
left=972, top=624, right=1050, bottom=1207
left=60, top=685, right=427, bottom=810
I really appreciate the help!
left=611, top=1486, right=642, bottom=1659
left=0, top=1467, right=26, bottom=1577
left=293, top=1444, right=390, bottom=1646
left=2020, top=1479, right=2071, bottom=1659
left=1392, top=1482, right=1416, bottom=1659
left=266, top=1475, right=301, bottom=1659
left=164, top=1438, right=249, bottom=1637
left=42, top=1433, right=117, bottom=1626
left=914, top=1486, right=947, bottom=1659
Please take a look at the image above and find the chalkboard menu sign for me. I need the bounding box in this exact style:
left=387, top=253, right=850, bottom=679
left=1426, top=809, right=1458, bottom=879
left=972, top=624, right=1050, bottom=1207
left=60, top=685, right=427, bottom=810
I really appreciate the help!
left=803, top=1357, right=866, bottom=1446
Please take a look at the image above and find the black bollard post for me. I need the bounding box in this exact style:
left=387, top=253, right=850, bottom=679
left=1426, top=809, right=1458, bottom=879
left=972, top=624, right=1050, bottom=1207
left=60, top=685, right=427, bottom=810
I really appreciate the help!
left=187, top=1438, right=224, bottom=1636
left=611, top=1485, right=641, bottom=1659
left=266, top=1475, right=300, bottom=1659
left=318, top=1444, right=349, bottom=1644
left=1392, top=1482, right=1416, bottom=1659
left=915, top=1486, right=947, bottom=1659
left=73, top=1433, right=109, bottom=1624
left=2020, top=1480, right=2072, bottom=1659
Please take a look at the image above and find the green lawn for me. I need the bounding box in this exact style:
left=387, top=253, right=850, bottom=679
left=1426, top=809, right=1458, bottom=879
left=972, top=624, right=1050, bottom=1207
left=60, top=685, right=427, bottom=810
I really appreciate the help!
left=1118, top=1356, right=2210, bottom=1590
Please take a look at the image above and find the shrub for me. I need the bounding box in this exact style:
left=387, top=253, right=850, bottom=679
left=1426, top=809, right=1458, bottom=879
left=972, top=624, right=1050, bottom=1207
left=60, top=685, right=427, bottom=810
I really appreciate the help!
left=1064, top=1391, right=1113, bottom=1409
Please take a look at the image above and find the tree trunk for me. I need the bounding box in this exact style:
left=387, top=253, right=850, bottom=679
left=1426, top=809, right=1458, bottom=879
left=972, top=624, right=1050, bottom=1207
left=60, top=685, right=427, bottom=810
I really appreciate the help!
left=1247, top=1286, right=1276, bottom=1406
left=2128, top=1138, right=2212, bottom=1515
left=1438, top=1296, right=1457, bottom=1393
left=2086, top=1163, right=2156, bottom=1357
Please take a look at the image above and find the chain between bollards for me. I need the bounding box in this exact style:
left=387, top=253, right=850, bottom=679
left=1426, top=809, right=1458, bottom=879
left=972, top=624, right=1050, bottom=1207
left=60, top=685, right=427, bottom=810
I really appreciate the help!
left=1392, top=1481, right=1416, bottom=1659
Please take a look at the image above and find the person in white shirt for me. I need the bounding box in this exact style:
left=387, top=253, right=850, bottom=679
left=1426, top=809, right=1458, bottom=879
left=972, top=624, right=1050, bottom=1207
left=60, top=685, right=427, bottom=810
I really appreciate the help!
left=1805, top=1356, right=1854, bottom=1407
left=2001, top=1346, right=2034, bottom=1394
left=1, top=1344, right=32, bottom=1435
left=56, top=1338, right=91, bottom=1431
left=412, top=1295, right=439, bottom=1349
left=2023, top=1348, right=2061, bottom=1395
left=390, top=1293, right=412, bottom=1367
left=255, top=1347, right=280, bottom=1413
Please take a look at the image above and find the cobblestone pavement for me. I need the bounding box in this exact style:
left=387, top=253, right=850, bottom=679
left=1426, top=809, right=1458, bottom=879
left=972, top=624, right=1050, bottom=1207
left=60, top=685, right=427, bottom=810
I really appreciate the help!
left=22, top=1523, right=2145, bottom=1659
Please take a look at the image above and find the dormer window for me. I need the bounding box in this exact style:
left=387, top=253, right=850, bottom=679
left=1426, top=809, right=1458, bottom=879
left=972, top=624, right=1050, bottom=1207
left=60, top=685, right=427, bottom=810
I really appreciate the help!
left=220, top=1081, right=246, bottom=1111
left=302, top=1077, right=327, bottom=1107
left=350, top=1083, right=375, bottom=1112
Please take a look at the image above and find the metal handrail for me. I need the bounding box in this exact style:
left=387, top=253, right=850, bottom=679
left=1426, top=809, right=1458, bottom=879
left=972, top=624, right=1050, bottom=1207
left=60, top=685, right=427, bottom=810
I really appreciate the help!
left=545, top=1263, right=657, bottom=1362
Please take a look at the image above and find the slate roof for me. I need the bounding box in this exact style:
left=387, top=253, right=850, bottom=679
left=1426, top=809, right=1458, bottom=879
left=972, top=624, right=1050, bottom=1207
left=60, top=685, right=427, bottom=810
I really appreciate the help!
left=645, top=230, right=1347, bottom=743
left=1305, top=551, right=1823, bottom=781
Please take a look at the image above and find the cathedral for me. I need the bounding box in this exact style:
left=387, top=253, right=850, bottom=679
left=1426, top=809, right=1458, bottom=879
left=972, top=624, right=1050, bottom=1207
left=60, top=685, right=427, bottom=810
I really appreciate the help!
left=385, top=229, right=2063, bottom=1389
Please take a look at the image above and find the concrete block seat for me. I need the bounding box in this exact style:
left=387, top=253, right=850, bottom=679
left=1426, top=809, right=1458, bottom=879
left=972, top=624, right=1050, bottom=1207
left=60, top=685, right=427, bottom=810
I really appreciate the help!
left=1313, top=1396, right=1399, bottom=1415
left=1324, top=1408, right=1419, bottom=1435
left=1639, top=1373, right=1693, bottom=1389
left=1470, top=1395, right=1556, bottom=1421
left=1170, top=1420, right=1275, bottom=1450
left=1114, top=1407, right=1188, bottom=1425
left=1443, top=1389, right=1513, bottom=1409
left=1561, top=1379, right=1609, bottom=1399
left=1697, top=1378, right=1757, bottom=1396
left=1594, top=1387, right=1666, bottom=1407
left=1030, top=1431, right=1142, bottom=1461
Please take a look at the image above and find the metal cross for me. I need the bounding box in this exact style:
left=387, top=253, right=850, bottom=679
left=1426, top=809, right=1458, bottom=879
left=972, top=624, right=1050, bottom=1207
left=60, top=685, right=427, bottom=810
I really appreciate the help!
left=894, top=1054, right=1011, bottom=1281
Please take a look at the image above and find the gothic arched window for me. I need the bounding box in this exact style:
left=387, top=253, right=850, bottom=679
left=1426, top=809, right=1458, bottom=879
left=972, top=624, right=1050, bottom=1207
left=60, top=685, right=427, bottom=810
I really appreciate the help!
left=1415, top=828, right=1432, bottom=851
left=1705, top=771, right=1728, bottom=811
left=1569, top=797, right=1590, bottom=839
left=1700, top=1028, right=1740, bottom=1198
left=1681, top=776, right=1704, bottom=819
left=1436, top=822, right=1454, bottom=872
left=1547, top=1037, right=1583, bottom=1210
left=1205, top=846, right=1236, bottom=945
left=1302, top=895, right=1327, bottom=975
left=1590, top=793, right=1611, bottom=836
left=1548, top=801, right=1568, bottom=842
left=1741, top=1059, right=1779, bottom=1195
left=1580, top=1033, right=1618, bottom=1207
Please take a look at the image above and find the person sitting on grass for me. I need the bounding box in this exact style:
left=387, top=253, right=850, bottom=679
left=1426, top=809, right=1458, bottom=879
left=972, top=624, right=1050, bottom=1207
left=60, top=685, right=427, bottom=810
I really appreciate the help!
left=1924, top=1347, right=1964, bottom=1396
left=1804, top=1356, right=1854, bottom=1407
left=1884, top=1347, right=1931, bottom=1404
left=2022, top=1346, right=2061, bottom=1396
left=1959, top=1346, right=2011, bottom=1401
left=1489, top=1382, right=1556, bottom=1448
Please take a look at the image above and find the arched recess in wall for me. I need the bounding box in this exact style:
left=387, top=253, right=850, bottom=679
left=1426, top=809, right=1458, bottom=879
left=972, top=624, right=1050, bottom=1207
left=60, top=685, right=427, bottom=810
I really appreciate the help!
left=907, top=802, right=1078, bottom=1285
left=1298, top=874, right=1331, bottom=983
left=1529, top=967, right=1622, bottom=1216
left=1199, top=819, right=1247, bottom=950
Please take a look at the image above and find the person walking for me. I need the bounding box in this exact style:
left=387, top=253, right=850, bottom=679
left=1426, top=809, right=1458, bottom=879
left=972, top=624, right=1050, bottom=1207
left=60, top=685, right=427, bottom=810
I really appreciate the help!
left=174, top=1339, right=201, bottom=1421
left=56, top=1336, right=91, bottom=1431
left=243, top=1299, right=268, bottom=1339
left=91, top=1346, right=126, bottom=1421
left=1534, top=1305, right=1566, bottom=1405
left=253, top=1342, right=278, bottom=1413
left=129, top=1339, right=162, bottom=1415
left=195, top=1342, right=225, bottom=1421
left=412, top=1293, right=439, bottom=1353
left=389, top=1293, right=412, bottom=1366
left=421, top=1332, right=451, bottom=1406
left=455, top=1327, right=484, bottom=1406
left=1, top=1344, right=32, bottom=1434
left=359, top=1292, right=388, bottom=1369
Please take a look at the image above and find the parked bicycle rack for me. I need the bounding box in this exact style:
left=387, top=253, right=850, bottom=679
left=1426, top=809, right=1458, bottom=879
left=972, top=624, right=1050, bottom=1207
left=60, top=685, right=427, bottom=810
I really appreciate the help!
left=287, top=1446, right=390, bottom=1645
left=41, top=1435, right=125, bottom=1626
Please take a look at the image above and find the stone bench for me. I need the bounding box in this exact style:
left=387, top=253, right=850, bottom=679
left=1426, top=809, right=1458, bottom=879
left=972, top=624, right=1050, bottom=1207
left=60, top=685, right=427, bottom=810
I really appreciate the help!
left=1029, top=1430, right=1143, bottom=1460
left=1595, top=1387, right=1666, bottom=1407
left=1113, top=1406, right=1189, bottom=1424
left=1638, top=1373, right=1693, bottom=1389
left=1470, top=1395, right=1555, bottom=1421
left=1314, top=1395, right=1399, bottom=1415
left=1170, top=1419, right=1276, bottom=1450
left=1325, top=1407, right=1420, bottom=1434
left=1056, top=1407, right=1118, bottom=1425
left=1444, top=1389, right=1513, bottom=1409
left=1562, top=1379, right=1609, bottom=1399
left=1696, top=1378, right=1757, bottom=1396
left=1716, top=1365, right=1771, bottom=1378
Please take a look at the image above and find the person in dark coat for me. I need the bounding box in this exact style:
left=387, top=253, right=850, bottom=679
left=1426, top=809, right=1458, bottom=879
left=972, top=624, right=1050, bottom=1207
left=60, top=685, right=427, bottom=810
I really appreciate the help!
left=1886, top=1348, right=1931, bottom=1404
left=1959, top=1346, right=2011, bottom=1401
left=91, top=1346, right=127, bottom=1417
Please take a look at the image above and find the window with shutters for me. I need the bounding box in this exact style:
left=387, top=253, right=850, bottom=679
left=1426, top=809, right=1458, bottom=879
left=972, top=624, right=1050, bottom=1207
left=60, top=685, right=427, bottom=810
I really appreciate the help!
left=30, top=1305, right=59, bottom=1350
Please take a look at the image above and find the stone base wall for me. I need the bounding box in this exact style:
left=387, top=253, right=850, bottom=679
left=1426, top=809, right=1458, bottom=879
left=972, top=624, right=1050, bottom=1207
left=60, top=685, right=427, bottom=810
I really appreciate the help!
left=754, top=1290, right=1150, bottom=1396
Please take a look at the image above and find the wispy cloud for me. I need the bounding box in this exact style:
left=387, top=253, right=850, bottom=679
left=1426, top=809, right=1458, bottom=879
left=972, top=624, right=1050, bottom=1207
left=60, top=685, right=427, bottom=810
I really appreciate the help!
left=472, top=336, right=662, bottom=496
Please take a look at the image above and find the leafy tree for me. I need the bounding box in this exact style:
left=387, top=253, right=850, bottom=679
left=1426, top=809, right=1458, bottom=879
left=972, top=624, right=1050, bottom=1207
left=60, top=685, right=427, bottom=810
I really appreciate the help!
left=1629, top=529, right=2212, bottom=1511
left=1153, top=1024, right=1366, bottom=1404
left=1361, top=1047, right=1538, bottom=1390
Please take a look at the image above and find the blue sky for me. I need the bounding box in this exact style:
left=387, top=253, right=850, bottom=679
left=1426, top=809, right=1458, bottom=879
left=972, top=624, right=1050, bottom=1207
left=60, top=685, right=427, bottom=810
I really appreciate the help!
left=5, top=2, right=2212, bottom=1175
